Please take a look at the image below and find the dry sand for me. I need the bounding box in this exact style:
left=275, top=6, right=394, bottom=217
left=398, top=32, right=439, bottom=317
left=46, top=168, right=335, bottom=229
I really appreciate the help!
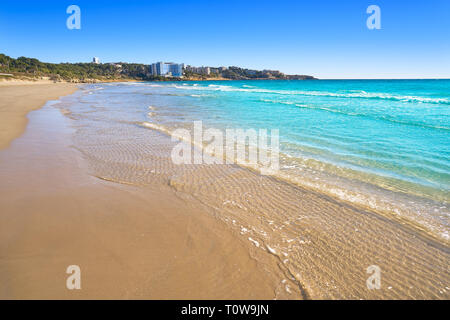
left=0, top=81, right=78, bottom=149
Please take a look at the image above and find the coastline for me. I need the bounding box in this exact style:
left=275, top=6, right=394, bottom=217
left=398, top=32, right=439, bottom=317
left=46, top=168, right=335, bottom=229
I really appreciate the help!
left=136, top=79, right=449, bottom=244
left=0, top=81, right=288, bottom=299
left=0, top=81, right=448, bottom=299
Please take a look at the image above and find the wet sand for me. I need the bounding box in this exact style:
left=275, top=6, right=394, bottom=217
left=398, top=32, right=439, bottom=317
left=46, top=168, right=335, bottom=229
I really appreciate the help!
left=0, top=84, right=284, bottom=299
left=0, top=83, right=449, bottom=299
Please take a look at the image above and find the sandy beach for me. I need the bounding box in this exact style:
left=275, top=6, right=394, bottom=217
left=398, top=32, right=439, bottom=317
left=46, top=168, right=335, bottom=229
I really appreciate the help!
left=0, top=81, right=78, bottom=149
left=0, top=81, right=449, bottom=299
left=0, top=81, right=285, bottom=299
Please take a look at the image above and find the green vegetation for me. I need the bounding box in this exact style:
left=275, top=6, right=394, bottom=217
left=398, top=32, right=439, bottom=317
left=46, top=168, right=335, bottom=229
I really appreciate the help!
left=0, top=54, right=159, bottom=82
left=222, top=67, right=315, bottom=80
left=0, top=53, right=316, bottom=82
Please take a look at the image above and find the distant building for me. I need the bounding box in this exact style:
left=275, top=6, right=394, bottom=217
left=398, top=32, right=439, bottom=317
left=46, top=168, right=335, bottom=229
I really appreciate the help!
left=93, top=57, right=100, bottom=64
left=106, top=62, right=121, bottom=66
left=185, top=65, right=211, bottom=75
left=150, top=62, right=184, bottom=77
left=106, top=63, right=122, bottom=69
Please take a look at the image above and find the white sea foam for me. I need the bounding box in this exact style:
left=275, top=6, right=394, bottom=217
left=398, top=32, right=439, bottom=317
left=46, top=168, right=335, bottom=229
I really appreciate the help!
left=190, top=94, right=209, bottom=97
left=141, top=121, right=168, bottom=133
left=135, top=83, right=450, bottom=242
left=266, top=245, right=277, bottom=254
left=248, top=237, right=260, bottom=247
left=164, top=83, right=449, bottom=105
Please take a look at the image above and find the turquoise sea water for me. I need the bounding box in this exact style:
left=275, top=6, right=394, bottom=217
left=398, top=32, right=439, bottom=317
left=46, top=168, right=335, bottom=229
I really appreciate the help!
left=78, top=79, right=450, bottom=239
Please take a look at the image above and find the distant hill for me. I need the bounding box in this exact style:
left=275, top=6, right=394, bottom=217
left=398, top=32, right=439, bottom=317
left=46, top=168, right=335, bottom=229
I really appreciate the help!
left=0, top=54, right=317, bottom=82
left=220, top=66, right=316, bottom=80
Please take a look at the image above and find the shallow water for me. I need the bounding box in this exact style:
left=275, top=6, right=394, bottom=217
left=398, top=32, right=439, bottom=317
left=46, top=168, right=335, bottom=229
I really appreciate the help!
left=51, top=81, right=450, bottom=298
left=61, top=80, right=450, bottom=241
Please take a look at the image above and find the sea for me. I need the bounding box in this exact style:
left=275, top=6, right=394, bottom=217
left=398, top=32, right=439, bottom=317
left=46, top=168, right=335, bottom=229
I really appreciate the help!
left=61, top=79, right=450, bottom=241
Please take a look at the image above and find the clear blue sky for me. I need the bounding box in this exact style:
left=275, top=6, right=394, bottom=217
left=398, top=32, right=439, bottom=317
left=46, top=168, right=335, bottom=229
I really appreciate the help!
left=0, top=0, right=449, bottom=79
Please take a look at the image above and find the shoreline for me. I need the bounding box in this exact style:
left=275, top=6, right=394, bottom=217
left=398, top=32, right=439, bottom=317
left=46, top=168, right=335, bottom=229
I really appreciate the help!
left=141, top=119, right=449, bottom=246
left=0, top=80, right=78, bottom=150
left=0, top=81, right=449, bottom=299
left=60, top=83, right=449, bottom=298
left=0, top=81, right=288, bottom=299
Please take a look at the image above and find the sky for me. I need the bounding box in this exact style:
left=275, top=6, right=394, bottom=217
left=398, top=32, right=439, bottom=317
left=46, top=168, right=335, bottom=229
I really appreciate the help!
left=0, top=0, right=449, bottom=79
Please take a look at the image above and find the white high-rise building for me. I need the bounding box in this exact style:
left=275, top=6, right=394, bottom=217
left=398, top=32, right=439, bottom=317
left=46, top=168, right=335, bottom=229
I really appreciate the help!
left=93, top=57, right=100, bottom=64
left=150, top=62, right=183, bottom=77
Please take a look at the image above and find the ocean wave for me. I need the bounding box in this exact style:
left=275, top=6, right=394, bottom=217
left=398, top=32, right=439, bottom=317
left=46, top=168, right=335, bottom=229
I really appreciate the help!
left=140, top=121, right=169, bottom=134
left=260, top=99, right=450, bottom=131
left=137, top=118, right=449, bottom=241
left=294, top=90, right=450, bottom=105
left=190, top=94, right=210, bottom=97
left=166, top=84, right=450, bottom=105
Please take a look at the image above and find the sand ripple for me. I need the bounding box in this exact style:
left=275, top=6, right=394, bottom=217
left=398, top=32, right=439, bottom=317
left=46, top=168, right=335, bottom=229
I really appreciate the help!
left=59, top=91, right=450, bottom=299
